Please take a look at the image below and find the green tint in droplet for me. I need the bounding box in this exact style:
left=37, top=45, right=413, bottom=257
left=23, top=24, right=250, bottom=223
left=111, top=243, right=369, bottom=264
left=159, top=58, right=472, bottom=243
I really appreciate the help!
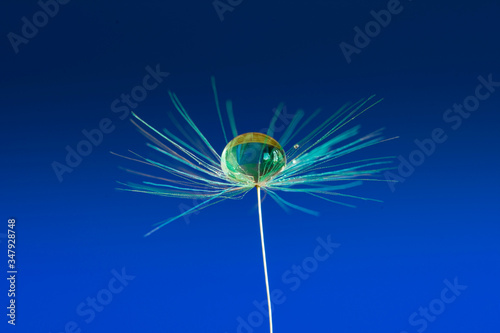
left=221, top=132, right=286, bottom=185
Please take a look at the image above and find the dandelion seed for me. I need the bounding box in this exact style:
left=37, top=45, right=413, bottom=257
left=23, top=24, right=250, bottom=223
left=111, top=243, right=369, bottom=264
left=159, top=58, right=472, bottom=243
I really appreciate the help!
left=113, top=77, right=397, bottom=333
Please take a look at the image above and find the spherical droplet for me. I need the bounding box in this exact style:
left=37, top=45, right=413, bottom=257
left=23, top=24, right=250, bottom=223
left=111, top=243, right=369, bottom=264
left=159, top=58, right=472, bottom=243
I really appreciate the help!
left=221, top=132, right=286, bottom=185
left=294, top=144, right=299, bottom=149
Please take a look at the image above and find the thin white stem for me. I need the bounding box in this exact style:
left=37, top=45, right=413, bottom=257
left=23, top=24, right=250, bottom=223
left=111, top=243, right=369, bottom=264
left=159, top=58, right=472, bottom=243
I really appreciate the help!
left=257, top=186, right=273, bottom=333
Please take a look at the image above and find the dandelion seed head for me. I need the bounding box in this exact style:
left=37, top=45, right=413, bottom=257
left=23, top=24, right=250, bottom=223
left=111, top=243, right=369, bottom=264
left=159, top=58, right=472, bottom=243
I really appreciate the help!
left=114, top=79, right=396, bottom=237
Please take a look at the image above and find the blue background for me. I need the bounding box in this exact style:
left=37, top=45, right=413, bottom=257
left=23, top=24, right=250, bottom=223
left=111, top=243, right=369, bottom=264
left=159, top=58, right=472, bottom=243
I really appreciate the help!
left=2, top=0, right=499, bottom=332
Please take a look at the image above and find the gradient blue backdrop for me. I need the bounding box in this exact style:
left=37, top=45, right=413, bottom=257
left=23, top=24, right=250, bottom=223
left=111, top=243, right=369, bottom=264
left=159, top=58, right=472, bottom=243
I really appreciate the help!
left=2, top=0, right=499, bottom=332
